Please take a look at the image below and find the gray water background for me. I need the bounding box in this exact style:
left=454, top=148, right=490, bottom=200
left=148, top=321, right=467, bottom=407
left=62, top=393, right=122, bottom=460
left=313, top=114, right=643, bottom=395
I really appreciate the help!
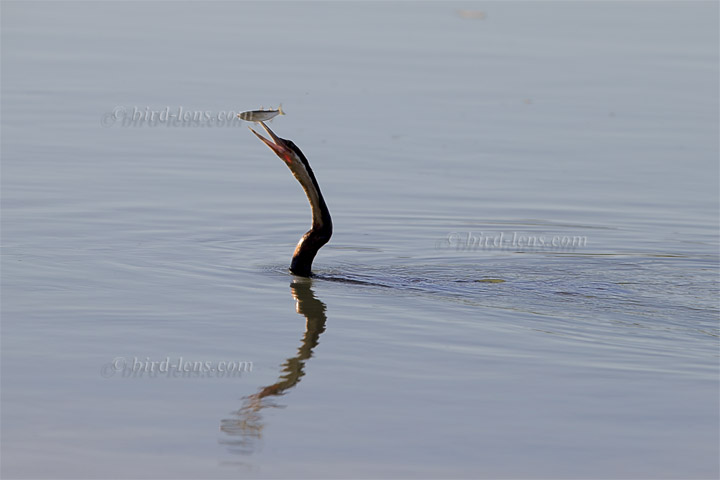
left=2, top=2, right=718, bottom=478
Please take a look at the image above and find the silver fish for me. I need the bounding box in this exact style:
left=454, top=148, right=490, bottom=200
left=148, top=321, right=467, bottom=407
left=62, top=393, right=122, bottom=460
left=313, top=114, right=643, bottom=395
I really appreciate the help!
left=237, top=105, right=285, bottom=122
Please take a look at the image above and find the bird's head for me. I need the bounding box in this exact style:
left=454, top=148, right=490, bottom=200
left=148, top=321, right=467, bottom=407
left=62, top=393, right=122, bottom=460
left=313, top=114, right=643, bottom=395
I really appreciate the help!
left=249, top=121, right=323, bottom=203
left=249, top=121, right=305, bottom=168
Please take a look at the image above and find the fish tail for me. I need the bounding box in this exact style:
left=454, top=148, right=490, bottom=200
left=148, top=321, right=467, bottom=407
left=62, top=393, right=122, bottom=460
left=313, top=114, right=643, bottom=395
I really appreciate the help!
left=278, top=104, right=285, bottom=116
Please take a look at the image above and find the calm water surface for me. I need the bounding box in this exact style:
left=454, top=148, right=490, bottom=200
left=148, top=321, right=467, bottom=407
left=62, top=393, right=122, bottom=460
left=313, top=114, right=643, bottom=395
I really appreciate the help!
left=2, top=2, right=718, bottom=479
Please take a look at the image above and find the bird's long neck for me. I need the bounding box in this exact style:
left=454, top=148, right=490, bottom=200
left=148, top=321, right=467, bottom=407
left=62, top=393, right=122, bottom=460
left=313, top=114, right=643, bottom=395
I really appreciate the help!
left=288, top=155, right=332, bottom=277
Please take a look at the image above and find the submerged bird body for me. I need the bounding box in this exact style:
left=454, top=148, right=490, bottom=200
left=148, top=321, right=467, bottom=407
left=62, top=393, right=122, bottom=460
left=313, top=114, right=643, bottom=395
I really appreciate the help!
left=250, top=122, right=331, bottom=277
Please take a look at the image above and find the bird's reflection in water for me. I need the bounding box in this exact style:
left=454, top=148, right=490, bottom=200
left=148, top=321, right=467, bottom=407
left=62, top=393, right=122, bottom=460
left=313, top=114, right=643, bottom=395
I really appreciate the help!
left=220, top=277, right=327, bottom=454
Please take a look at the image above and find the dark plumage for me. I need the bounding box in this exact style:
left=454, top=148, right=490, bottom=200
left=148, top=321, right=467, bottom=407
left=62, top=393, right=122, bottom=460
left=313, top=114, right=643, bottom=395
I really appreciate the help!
left=249, top=122, right=332, bottom=276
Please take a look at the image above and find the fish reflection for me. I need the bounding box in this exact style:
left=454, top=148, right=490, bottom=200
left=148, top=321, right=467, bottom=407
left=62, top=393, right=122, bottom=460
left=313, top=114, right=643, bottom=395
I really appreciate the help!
left=220, top=278, right=327, bottom=454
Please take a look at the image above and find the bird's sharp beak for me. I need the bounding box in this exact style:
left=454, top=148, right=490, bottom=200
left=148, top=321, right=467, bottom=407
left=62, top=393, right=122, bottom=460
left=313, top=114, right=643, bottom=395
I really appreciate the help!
left=249, top=122, right=291, bottom=160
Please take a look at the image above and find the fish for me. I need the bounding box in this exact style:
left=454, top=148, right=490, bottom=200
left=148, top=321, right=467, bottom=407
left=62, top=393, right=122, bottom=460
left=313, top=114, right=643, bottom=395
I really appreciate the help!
left=237, top=105, right=285, bottom=122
